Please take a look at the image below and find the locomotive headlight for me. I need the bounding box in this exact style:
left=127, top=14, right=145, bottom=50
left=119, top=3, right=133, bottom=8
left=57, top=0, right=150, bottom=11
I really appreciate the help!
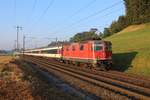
left=97, top=57, right=100, bottom=60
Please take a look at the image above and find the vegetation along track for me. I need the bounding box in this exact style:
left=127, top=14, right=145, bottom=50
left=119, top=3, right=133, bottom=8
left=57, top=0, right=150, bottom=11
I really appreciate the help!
left=22, top=55, right=150, bottom=100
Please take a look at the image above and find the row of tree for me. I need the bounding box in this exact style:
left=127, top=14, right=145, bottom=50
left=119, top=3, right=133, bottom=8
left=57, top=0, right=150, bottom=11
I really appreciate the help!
left=70, top=28, right=101, bottom=42
left=103, top=0, right=150, bottom=37
left=0, top=50, right=7, bottom=54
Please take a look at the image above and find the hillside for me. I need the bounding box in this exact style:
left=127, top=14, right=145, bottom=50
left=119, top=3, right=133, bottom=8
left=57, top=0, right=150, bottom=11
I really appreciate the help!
left=105, top=23, right=150, bottom=76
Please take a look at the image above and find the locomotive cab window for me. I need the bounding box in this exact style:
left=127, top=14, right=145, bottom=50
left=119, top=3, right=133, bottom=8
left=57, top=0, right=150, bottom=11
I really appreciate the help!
left=94, top=44, right=103, bottom=51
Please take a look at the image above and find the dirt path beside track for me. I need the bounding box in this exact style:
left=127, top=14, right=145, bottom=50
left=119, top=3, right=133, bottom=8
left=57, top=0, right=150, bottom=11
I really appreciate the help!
left=0, top=56, right=83, bottom=100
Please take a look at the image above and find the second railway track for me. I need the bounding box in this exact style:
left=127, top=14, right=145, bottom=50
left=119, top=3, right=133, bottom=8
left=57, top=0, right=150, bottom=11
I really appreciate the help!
left=22, top=55, right=150, bottom=100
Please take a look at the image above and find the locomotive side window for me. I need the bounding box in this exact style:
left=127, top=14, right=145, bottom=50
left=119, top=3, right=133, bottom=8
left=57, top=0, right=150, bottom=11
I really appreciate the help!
left=105, top=42, right=112, bottom=51
left=105, top=46, right=112, bottom=51
left=66, top=47, right=69, bottom=51
left=80, top=45, right=84, bottom=51
left=72, top=46, right=75, bottom=51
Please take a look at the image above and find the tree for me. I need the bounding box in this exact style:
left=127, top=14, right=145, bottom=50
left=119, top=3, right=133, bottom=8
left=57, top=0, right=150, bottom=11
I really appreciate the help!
left=124, top=0, right=150, bottom=24
left=0, top=50, right=7, bottom=54
left=117, top=15, right=128, bottom=30
left=109, top=21, right=120, bottom=34
left=89, top=28, right=98, bottom=33
left=70, top=29, right=101, bottom=42
left=103, top=28, right=111, bottom=38
left=101, top=0, right=150, bottom=38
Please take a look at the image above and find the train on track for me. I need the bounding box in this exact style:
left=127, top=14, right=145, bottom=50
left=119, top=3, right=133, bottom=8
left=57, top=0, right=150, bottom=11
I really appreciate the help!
left=22, top=40, right=112, bottom=70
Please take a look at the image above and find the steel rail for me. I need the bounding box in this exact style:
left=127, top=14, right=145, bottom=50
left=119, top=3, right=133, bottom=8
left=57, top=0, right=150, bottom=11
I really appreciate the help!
left=109, top=71, right=150, bottom=82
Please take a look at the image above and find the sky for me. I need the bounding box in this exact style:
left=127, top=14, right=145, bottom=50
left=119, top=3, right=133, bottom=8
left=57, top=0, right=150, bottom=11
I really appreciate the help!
left=0, top=0, right=125, bottom=50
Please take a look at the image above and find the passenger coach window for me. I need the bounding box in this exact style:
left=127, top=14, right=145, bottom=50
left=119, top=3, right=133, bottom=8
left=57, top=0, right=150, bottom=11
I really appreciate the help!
left=42, top=49, right=57, bottom=54
left=47, top=49, right=57, bottom=54
left=33, top=51, right=38, bottom=53
left=80, top=45, right=84, bottom=51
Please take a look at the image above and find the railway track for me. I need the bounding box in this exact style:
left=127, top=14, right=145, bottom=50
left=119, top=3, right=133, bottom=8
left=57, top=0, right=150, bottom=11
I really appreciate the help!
left=40, top=56, right=150, bottom=89
left=22, top=55, right=150, bottom=100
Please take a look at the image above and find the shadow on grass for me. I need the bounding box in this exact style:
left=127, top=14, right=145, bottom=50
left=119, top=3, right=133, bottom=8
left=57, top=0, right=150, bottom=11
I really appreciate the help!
left=111, top=51, right=138, bottom=72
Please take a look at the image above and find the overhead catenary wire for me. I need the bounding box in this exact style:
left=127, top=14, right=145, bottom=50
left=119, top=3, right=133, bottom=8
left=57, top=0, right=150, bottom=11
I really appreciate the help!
left=24, top=0, right=38, bottom=27
left=67, top=0, right=97, bottom=19
left=53, top=1, right=122, bottom=33
left=24, top=36, right=58, bottom=49
left=29, top=0, right=38, bottom=19
left=14, top=0, right=16, bottom=25
left=34, top=0, right=54, bottom=23
left=50, top=0, right=97, bottom=31
left=69, top=1, right=122, bottom=27
left=56, top=8, right=123, bottom=35
left=28, top=0, right=55, bottom=32
left=32, top=0, right=38, bottom=13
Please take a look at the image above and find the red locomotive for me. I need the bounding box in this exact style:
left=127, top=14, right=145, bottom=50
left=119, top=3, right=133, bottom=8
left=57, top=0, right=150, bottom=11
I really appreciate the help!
left=62, top=40, right=112, bottom=70
left=23, top=40, right=112, bottom=70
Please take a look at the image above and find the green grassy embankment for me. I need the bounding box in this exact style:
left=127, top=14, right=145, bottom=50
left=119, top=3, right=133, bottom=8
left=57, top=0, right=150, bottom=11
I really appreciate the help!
left=105, top=23, right=150, bottom=76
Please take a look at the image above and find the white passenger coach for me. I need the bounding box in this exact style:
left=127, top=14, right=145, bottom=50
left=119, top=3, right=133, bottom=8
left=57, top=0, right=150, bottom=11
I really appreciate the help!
left=24, top=46, right=62, bottom=58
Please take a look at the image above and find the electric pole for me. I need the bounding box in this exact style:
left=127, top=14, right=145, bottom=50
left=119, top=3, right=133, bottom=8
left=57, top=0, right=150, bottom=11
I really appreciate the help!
left=23, top=35, right=25, bottom=56
left=56, top=37, right=58, bottom=47
left=15, top=26, right=22, bottom=51
left=14, top=40, right=17, bottom=51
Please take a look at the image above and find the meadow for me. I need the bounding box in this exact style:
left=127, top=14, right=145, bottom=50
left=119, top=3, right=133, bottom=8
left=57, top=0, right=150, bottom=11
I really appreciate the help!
left=105, top=23, right=150, bottom=76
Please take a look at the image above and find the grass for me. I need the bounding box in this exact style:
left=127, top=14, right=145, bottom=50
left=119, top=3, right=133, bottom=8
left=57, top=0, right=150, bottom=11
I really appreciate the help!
left=0, top=56, right=13, bottom=72
left=0, top=56, right=13, bottom=64
left=105, top=23, right=150, bottom=76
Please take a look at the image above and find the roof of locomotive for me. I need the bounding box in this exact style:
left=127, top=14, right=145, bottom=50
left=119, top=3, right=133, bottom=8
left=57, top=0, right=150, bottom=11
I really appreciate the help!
left=63, top=40, right=111, bottom=46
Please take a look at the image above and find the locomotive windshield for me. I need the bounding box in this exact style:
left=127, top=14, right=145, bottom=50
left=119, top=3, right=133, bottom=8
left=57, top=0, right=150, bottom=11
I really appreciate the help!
left=94, top=44, right=103, bottom=51
left=93, top=41, right=112, bottom=51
